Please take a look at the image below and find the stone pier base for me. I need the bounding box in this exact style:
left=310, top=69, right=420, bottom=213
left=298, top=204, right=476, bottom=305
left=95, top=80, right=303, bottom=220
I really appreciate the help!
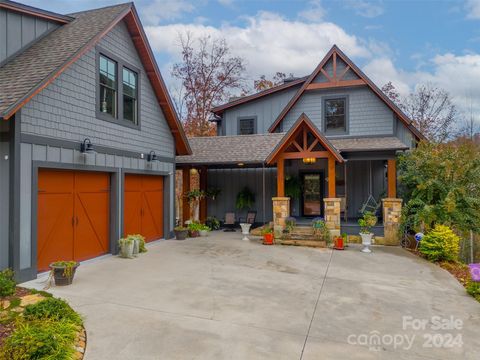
left=324, top=198, right=341, bottom=238
left=272, top=197, right=290, bottom=236
left=382, top=198, right=402, bottom=245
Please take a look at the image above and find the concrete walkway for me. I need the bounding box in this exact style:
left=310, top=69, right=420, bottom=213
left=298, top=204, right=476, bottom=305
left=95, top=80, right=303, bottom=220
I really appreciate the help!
left=22, top=231, right=480, bottom=360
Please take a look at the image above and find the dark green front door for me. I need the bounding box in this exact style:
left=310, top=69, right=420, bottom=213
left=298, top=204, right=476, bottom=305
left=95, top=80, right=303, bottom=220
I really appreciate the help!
left=301, top=173, right=324, bottom=217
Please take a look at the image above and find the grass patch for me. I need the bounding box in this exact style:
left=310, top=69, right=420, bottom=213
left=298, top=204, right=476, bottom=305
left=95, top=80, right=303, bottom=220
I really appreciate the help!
left=29, top=289, right=53, bottom=298
left=23, top=298, right=83, bottom=326
left=0, top=269, right=16, bottom=298
left=0, top=320, right=78, bottom=360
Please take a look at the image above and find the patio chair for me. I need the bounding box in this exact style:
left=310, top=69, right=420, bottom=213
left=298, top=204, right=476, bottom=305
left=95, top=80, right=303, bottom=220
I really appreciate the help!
left=240, top=211, right=257, bottom=225
left=223, top=212, right=236, bottom=232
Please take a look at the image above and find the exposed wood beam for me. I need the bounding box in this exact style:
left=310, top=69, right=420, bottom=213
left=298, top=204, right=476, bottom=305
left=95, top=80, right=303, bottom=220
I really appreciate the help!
left=307, top=139, right=319, bottom=152
left=387, top=159, right=397, bottom=198
left=277, top=158, right=285, bottom=197
left=333, top=52, right=337, bottom=80
left=292, top=140, right=303, bottom=152
left=306, top=79, right=366, bottom=91
left=282, top=151, right=330, bottom=160
left=328, top=154, right=336, bottom=198
left=320, top=68, right=332, bottom=82
left=182, top=167, right=191, bottom=224
left=303, top=128, right=307, bottom=150
left=338, top=65, right=351, bottom=81
left=199, top=166, right=208, bottom=223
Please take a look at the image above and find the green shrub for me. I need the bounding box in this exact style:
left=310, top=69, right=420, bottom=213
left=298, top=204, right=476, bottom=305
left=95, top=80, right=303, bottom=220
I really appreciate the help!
left=419, top=224, right=460, bottom=262
left=466, top=281, right=480, bottom=301
left=0, top=268, right=16, bottom=297
left=205, top=217, right=220, bottom=230
left=0, top=320, right=78, bottom=360
left=23, top=298, right=82, bottom=326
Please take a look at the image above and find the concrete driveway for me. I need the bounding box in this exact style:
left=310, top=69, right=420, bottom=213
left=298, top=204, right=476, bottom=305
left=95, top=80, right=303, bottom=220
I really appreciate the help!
left=23, top=231, right=480, bottom=360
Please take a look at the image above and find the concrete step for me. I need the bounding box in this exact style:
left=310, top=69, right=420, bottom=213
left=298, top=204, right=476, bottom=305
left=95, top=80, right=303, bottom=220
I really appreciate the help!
left=276, top=239, right=327, bottom=248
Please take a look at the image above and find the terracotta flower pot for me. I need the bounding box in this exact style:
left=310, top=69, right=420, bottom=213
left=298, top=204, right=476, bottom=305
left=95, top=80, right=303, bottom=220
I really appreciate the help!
left=334, top=236, right=344, bottom=250
left=189, top=230, right=200, bottom=238
left=263, top=233, right=274, bottom=245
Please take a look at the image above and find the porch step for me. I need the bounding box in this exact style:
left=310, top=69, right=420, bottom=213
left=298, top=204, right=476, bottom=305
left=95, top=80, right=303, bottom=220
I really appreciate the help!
left=276, top=238, right=326, bottom=248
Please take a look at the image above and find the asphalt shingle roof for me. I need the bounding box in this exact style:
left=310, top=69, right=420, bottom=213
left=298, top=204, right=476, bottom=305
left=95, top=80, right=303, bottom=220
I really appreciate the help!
left=0, top=3, right=131, bottom=118
left=176, top=134, right=409, bottom=165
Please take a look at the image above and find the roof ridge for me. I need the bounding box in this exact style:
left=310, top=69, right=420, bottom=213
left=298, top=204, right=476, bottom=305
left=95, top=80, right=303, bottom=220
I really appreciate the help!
left=68, top=2, right=132, bottom=17
left=189, top=133, right=286, bottom=140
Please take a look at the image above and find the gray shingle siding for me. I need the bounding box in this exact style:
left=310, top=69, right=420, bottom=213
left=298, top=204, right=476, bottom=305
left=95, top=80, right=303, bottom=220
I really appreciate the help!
left=395, top=117, right=415, bottom=148
left=282, top=87, right=395, bottom=136
left=20, top=20, right=174, bottom=158
left=223, top=86, right=300, bottom=135
left=0, top=8, right=59, bottom=65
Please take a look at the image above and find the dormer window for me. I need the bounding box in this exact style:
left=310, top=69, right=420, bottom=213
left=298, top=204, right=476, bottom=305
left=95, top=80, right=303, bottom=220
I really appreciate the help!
left=99, top=55, right=117, bottom=117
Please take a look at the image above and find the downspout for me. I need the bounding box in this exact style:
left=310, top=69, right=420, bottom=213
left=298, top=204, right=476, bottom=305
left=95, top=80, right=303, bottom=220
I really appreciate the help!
left=262, top=163, right=266, bottom=225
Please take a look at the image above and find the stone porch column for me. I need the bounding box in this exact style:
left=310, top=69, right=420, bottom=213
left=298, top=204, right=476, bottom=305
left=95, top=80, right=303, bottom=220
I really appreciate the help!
left=272, top=197, right=290, bottom=235
left=324, top=198, right=341, bottom=238
left=382, top=198, right=402, bottom=245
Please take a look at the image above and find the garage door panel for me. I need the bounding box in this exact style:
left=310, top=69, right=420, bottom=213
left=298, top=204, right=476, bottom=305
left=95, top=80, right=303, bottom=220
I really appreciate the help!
left=37, top=192, right=74, bottom=271
left=143, top=191, right=163, bottom=241
left=74, top=192, right=109, bottom=261
left=37, top=170, right=110, bottom=272
left=124, top=191, right=142, bottom=237
left=124, top=174, right=164, bottom=242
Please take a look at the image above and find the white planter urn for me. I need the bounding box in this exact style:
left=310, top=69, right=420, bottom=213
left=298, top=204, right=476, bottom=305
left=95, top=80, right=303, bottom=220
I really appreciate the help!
left=360, top=233, right=373, bottom=253
left=240, top=223, right=252, bottom=241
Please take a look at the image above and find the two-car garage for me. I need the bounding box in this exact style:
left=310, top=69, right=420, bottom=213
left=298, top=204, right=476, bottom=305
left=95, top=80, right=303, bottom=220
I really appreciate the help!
left=37, top=169, right=165, bottom=272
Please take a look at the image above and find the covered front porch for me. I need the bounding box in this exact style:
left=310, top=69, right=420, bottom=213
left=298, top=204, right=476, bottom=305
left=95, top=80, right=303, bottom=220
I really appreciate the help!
left=176, top=114, right=406, bottom=244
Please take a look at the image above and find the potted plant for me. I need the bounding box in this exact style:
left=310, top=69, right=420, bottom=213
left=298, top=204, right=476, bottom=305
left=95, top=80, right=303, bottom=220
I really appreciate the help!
left=236, top=186, right=255, bottom=212
left=199, top=224, right=211, bottom=237
left=185, top=189, right=205, bottom=221
left=119, top=237, right=135, bottom=258
left=206, top=216, right=220, bottom=231
left=127, top=234, right=147, bottom=256
left=261, top=226, right=274, bottom=245
left=206, top=187, right=221, bottom=200
left=358, top=211, right=378, bottom=253
left=188, top=222, right=202, bottom=238
left=174, top=226, right=189, bottom=240
left=49, top=261, right=79, bottom=286
left=285, top=217, right=296, bottom=233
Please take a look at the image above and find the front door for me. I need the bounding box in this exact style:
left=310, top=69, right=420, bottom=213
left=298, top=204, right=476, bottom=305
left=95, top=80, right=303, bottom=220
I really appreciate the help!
left=301, top=173, right=324, bottom=217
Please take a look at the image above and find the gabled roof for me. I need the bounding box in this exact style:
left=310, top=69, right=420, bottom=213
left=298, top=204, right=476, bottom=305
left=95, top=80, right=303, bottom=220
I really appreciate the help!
left=210, top=76, right=307, bottom=115
left=268, top=45, right=425, bottom=141
left=266, top=113, right=344, bottom=164
left=0, top=0, right=73, bottom=24
left=0, top=2, right=191, bottom=155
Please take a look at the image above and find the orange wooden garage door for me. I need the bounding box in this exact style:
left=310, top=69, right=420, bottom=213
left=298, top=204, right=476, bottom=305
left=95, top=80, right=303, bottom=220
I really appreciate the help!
left=124, top=174, right=163, bottom=242
left=37, top=169, right=109, bottom=272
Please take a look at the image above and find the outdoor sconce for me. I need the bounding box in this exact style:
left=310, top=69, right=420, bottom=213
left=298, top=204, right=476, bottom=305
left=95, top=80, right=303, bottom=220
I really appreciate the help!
left=80, top=138, right=95, bottom=154
left=147, top=150, right=158, bottom=162
left=237, top=162, right=245, bottom=167
left=190, top=168, right=198, bottom=175
left=302, top=157, right=316, bottom=164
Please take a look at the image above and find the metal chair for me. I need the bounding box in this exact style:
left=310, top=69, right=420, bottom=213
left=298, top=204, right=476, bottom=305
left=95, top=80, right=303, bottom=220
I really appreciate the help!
left=223, top=212, right=236, bottom=232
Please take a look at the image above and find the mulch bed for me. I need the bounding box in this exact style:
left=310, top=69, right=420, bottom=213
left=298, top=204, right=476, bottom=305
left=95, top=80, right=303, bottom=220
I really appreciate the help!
left=0, top=321, right=15, bottom=347
left=438, top=261, right=471, bottom=287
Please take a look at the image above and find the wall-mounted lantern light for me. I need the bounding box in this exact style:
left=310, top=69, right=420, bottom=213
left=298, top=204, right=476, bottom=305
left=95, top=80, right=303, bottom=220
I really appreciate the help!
left=302, top=157, right=316, bottom=165
left=147, top=150, right=158, bottom=162
left=80, top=138, right=95, bottom=155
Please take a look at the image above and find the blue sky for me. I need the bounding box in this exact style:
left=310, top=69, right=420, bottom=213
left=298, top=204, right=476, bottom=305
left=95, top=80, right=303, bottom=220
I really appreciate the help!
left=22, top=0, right=480, bottom=124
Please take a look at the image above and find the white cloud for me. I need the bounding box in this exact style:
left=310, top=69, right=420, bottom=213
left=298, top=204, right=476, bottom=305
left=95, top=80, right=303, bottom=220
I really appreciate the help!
left=298, top=0, right=326, bottom=22
left=140, top=0, right=195, bottom=25
left=343, top=0, right=384, bottom=18
left=466, top=0, right=480, bottom=19
left=146, top=11, right=370, bottom=81
left=364, top=54, right=480, bottom=125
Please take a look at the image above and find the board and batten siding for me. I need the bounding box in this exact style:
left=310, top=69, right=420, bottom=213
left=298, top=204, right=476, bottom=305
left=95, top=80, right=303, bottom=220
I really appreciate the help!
left=0, top=140, right=9, bottom=270
left=20, top=20, right=174, bottom=158
left=207, top=168, right=276, bottom=223
left=0, top=8, right=59, bottom=65
left=223, top=86, right=300, bottom=135
left=281, top=87, right=395, bottom=136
